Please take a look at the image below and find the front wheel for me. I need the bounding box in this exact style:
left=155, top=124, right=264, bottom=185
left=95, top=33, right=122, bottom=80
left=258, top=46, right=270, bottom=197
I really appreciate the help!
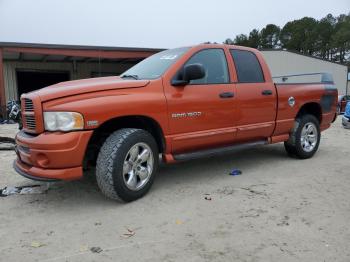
left=96, top=128, right=159, bottom=202
left=284, top=114, right=321, bottom=159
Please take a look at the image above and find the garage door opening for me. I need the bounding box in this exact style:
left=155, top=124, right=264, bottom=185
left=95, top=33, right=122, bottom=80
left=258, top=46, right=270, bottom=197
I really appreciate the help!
left=16, top=70, right=70, bottom=97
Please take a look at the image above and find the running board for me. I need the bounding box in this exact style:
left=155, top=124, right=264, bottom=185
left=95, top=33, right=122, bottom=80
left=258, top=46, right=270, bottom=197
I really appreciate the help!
left=173, top=140, right=268, bottom=161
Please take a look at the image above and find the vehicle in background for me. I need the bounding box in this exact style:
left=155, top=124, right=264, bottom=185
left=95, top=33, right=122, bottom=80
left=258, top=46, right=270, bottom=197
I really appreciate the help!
left=7, top=100, right=22, bottom=129
left=1, top=100, right=22, bottom=128
left=337, top=95, right=350, bottom=114
left=14, top=44, right=338, bottom=202
left=342, top=102, right=350, bottom=129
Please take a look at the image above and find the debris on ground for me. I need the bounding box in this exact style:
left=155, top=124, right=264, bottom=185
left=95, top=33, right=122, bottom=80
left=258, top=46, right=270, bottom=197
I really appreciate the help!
left=30, top=241, right=45, bottom=248
left=230, top=169, right=242, bottom=176
left=79, top=245, right=89, bottom=252
left=240, top=187, right=267, bottom=196
left=0, top=186, right=19, bottom=196
left=0, top=184, right=50, bottom=197
left=0, top=120, right=16, bottom=125
left=204, top=194, right=212, bottom=201
left=121, top=227, right=136, bottom=238
left=277, top=216, right=290, bottom=226
left=90, top=246, right=103, bottom=253
left=175, top=220, right=183, bottom=225
left=0, top=136, right=15, bottom=151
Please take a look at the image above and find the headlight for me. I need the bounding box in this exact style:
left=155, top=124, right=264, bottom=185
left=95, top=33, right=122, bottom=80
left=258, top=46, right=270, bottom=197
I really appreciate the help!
left=43, top=112, right=84, bottom=131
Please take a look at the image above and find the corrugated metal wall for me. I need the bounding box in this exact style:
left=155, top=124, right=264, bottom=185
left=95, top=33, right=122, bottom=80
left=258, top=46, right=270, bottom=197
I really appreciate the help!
left=261, top=51, right=348, bottom=95
left=75, top=62, right=131, bottom=79
left=3, top=61, right=134, bottom=101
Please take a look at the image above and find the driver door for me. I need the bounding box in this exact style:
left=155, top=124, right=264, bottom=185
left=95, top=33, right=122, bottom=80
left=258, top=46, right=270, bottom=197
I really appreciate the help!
left=164, top=48, right=236, bottom=153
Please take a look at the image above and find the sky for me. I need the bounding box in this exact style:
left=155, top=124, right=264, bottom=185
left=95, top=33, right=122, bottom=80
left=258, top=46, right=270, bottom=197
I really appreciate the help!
left=0, top=0, right=349, bottom=49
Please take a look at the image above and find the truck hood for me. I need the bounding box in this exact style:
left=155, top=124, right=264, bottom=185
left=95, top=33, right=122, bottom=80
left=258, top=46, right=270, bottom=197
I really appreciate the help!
left=32, top=76, right=150, bottom=102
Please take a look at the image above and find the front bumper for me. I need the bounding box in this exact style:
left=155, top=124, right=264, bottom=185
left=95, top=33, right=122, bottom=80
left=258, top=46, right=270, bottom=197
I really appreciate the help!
left=14, top=130, right=93, bottom=181
left=342, top=115, right=350, bottom=129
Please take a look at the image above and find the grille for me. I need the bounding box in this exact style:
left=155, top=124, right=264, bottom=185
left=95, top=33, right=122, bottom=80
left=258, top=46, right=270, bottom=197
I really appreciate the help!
left=24, top=98, right=34, bottom=111
left=24, top=115, right=36, bottom=130
left=22, top=97, right=38, bottom=132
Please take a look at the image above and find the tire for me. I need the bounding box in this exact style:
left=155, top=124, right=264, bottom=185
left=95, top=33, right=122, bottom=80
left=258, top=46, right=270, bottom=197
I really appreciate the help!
left=96, top=128, right=159, bottom=202
left=284, top=142, right=297, bottom=156
left=337, top=105, right=341, bottom=115
left=284, top=114, right=321, bottom=159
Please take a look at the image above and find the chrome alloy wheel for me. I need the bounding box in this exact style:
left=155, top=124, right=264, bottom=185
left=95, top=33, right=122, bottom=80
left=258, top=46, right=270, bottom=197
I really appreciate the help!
left=300, top=122, right=318, bottom=153
left=122, top=142, right=154, bottom=191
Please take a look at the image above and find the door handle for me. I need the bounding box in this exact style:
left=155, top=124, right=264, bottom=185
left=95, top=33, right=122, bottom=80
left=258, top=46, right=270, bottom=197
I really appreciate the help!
left=219, top=92, right=234, bottom=98
left=262, top=90, right=273, bottom=96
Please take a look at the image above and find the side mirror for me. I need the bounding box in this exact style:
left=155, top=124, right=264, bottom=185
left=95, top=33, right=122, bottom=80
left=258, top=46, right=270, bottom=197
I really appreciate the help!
left=172, top=63, right=205, bottom=86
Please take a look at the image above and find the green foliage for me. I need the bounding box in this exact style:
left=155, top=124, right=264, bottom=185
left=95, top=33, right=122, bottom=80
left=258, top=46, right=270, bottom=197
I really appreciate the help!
left=260, top=24, right=280, bottom=48
left=248, top=29, right=260, bottom=48
left=225, top=13, right=350, bottom=65
left=315, top=14, right=336, bottom=59
left=233, top=34, right=249, bottom=46
left=331, top=14, right=350, bottom=63
left=280, top=17, right=318, bottom=55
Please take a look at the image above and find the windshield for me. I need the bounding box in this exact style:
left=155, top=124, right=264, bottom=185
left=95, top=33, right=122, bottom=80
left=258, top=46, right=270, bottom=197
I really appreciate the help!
left=120, top=47, right=189, bottom=80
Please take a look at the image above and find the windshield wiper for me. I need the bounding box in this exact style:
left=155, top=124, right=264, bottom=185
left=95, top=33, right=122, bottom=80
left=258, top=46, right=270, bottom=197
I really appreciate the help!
left=121, top=74, right=139, bottom=80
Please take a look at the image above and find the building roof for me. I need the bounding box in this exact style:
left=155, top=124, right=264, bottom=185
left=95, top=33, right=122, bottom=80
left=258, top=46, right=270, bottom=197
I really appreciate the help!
left=0, top=42, right=164, bottom=63
left=260, top=48, right=349, bottom=68
left=0, top=41, right=164, bottom=52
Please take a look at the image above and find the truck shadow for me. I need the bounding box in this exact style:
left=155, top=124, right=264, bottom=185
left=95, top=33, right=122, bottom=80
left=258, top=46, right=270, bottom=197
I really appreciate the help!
left=13, top=144, right=291, bottom=208
left=155, top=143, right=289, bottom=188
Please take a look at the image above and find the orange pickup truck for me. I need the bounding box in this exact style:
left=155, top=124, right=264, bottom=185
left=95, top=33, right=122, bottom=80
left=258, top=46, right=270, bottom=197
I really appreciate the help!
left=14, top=44, right=338, bottom=201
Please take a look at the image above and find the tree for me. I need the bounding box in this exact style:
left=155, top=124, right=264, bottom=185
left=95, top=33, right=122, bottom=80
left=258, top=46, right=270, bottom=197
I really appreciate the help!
left=260, top=24, right=280, bottom=49
left=248, top=29, right=260, bottom=48
left=280, top=20, right=301, bottom=51
left=224, top=38, right=234, bottom=45
left=225, top=13, right=350, bottom=65
left=280, top=17, right=318, bottom=55
left=233, top=34, right=249, bottom=46
left=227, top=30, right=260, bottom=48
left=299, top=17, right=319, bottom=55
left=315, top=14, right=336, bottom=59
left=331, top=14, right=350, bottom=63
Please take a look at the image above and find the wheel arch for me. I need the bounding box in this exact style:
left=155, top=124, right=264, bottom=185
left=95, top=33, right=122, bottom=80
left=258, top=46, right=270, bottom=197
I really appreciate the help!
left=84, top=115, right=166, bottom=168
left=296, top=102, right=322, bottom=124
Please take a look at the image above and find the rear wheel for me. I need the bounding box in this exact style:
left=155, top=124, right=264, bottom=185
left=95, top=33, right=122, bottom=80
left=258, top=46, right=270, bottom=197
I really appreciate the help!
left=284, top=114, right=320, bottom=159
left=96, top=128, right=159, bottom=202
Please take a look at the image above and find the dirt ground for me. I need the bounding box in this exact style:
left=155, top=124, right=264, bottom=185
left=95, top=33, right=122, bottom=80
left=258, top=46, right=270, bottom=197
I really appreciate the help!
left=0, top=119, right=349, bottom=262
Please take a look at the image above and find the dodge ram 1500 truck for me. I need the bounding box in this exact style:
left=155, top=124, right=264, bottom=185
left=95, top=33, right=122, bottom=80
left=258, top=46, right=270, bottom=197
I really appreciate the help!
left=14, top=44, right=338, bottom=202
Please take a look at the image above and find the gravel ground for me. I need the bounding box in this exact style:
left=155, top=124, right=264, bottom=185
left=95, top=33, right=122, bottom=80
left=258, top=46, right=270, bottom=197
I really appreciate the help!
left=0, top=119, right=349, bottom=262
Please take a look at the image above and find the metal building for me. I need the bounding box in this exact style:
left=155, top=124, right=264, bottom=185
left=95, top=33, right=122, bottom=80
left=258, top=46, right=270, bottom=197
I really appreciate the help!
left=261, top=50, right=349, bottom=95
left=0, top=42, right=161, bottom=117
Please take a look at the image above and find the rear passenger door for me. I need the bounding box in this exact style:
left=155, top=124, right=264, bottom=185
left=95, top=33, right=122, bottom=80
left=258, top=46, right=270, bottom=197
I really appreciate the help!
left=229, top=49, right=277, bottom=141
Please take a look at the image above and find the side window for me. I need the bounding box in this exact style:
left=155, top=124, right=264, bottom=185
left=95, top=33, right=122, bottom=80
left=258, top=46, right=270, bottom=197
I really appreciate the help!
left=185, top=49, right=229, bottom=85
left=230, top=50, right=264, bottom=83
